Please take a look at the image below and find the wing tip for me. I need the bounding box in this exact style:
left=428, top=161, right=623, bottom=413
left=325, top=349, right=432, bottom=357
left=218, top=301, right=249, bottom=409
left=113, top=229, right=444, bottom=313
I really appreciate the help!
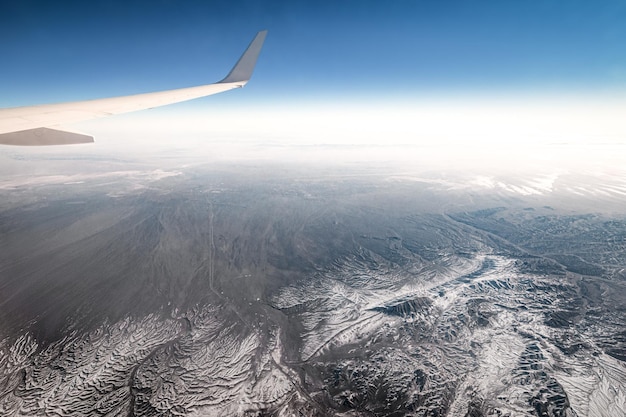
left=219, top=30, right=268, bottom=84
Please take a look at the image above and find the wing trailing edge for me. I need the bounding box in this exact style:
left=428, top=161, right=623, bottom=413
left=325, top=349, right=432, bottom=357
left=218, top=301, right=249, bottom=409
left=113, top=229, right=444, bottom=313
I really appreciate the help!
left=0, top=127, right=93, bottom=146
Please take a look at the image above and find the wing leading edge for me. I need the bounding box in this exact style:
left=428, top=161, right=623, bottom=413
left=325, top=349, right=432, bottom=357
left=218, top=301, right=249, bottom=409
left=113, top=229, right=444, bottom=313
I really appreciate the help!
left=0, top=30, right=267, bottom=146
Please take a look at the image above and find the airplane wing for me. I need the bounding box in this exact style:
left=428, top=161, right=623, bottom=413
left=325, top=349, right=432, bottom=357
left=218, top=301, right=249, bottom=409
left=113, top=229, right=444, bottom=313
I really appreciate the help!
left=0, top=30, right=267, bottom=146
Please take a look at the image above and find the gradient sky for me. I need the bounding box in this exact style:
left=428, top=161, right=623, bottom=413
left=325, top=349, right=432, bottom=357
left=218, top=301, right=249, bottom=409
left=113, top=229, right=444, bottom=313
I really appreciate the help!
left=2, top=0, right=626, bottom=105
left=1, top=0, right=626, bottom=165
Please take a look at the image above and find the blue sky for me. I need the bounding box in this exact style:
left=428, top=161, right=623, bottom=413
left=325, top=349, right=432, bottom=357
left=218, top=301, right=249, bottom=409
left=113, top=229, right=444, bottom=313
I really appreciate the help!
left=2, top=0, right=626, bottom=161
left=1, top=1, right=626, bottom=191
left=2, top=0, right=626, bottom=108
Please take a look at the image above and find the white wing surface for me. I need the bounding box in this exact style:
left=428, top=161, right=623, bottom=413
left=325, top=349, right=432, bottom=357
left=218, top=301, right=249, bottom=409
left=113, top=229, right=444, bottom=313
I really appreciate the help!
left=0, top=30, right=267, bottom=146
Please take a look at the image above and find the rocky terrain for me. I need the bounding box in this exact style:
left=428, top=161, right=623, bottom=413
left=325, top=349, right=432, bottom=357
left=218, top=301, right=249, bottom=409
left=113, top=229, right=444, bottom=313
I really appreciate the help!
left=0, top=162, right=625, bottom=416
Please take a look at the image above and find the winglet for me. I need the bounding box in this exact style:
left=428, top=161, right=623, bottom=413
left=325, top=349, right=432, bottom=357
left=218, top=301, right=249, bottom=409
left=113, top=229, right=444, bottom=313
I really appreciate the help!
left=219, top=30, right=268, bottom=84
